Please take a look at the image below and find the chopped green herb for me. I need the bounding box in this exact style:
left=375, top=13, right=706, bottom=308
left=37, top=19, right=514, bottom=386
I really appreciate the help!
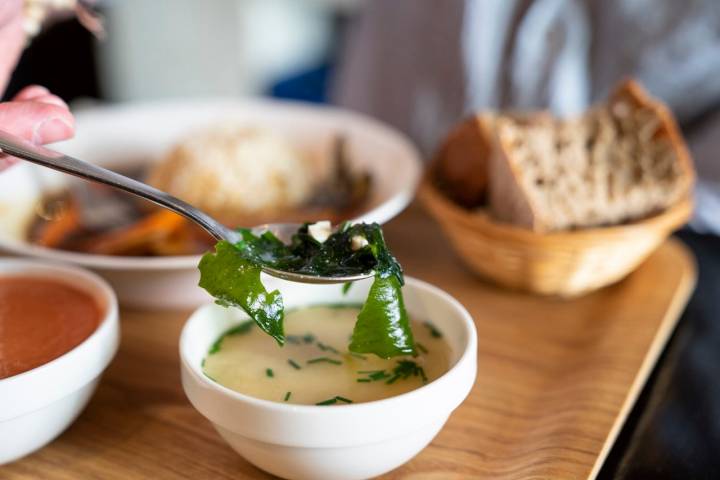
left=204, top=372, right=217, bottom=382
left=356, top=369, right=391, bottom=382
left=207, top=321, right=259, bottom=356
left=416, top=342, right=429, bottom=354
left=369, top=371, right=390, bottom=381
left=356, top=360, right=427, bottom=385
left=349, top=352, right=367, bottom=360
left=286, top=333, right=316, bottom=345
left=198, top=223, right=416, bottom=358
left=307, top=357, right=342, bottom=365
left=287, top=359, right=301, bottom=370
left=226, top=320, right=254, bottom=336
left=423, top=321, right=443, bottom=339
left=325, top=303, right=364, bottom=310
left=266, top=368, right=274, bottom=378
left=316, top=396, right=353, bottom=406
left=387, top=360, right=428, bottom=384
left=284, top=391, right=292, bottom=402
left=201, top=358, right=206, bottom=368
left=317, top=342, right=340, bottom=354
left=342, top=282, right=352, bottom=295
left=208, top=336, right=224, bottom=355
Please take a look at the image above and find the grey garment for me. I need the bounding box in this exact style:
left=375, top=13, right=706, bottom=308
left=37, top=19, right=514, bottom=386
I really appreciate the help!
left=333, top=0, right=467, bottom=155
left=333, top=0, right=720, bottom=232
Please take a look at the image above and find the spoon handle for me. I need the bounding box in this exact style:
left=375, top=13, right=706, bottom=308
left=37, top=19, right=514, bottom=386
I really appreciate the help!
left=0, top=129, right=235, bottom=242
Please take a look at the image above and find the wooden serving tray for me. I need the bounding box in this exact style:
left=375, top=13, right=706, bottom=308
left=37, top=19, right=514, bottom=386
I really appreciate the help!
left=3, top=205, right=696, bottom=480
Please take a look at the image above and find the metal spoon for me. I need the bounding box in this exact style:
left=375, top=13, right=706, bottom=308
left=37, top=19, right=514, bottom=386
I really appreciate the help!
left=0, top=128, right=373, bottom=284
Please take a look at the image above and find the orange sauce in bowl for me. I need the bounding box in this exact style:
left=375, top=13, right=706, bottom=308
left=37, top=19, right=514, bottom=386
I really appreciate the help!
left=0, top=276, right=101, bottom=379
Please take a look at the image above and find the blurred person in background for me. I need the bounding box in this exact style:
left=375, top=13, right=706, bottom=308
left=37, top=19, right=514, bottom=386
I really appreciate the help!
left=334, top=2, right=720, bottom=478
left=0, top=0, right=75, bottom=172
left=334, top=0, right=720, bottom=234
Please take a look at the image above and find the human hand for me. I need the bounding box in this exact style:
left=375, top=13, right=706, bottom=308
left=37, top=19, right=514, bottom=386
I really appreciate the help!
left=0, top=0, right=24, bottom=94
left=0, top=1, right=75, bottom=172
left=0, top=86, right=76, bottom=171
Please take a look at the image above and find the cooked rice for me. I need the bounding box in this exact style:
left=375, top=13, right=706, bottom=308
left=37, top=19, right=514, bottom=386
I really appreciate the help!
left=148, top=125, right=315, bottom=221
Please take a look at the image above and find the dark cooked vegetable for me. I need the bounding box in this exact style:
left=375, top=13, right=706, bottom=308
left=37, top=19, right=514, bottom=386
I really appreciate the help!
left=198, top=222, right=415, bottom=358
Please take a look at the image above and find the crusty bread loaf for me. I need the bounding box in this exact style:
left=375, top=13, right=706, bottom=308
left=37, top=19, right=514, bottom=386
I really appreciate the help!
left=432, top=114, right=492, bottom=207
left=432, top=112, right=544, bottom=208
left=488, top=80, right=695, bottom=231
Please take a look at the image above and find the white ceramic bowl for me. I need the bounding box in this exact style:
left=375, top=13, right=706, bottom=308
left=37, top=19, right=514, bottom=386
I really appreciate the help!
left=180, top=276, right=477, bottom=480
left=0, top=99, right=421, bottom=309
left=0, top=260, right=119, bottom=465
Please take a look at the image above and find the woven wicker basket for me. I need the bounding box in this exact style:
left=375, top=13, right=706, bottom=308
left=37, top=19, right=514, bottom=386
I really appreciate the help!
left=420, top=176, right=693, bottom=297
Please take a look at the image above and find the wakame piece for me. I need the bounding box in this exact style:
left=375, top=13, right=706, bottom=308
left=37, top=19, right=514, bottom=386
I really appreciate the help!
left=199, top=222, right=416, bottom=358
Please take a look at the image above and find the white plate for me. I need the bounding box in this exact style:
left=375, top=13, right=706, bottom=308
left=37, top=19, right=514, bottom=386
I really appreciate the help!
left=0, top=98, right=421, bottom=309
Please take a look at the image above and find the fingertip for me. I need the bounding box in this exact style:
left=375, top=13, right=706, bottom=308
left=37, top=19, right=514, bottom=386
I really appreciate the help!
left=0, top=100, right=75, bottom=144
left=34, top=94, right=69, bottom=109
left=29, top=103, right=75, bottom=144
left=13, top=85, right=50, bottom=101
left=33, top=116, right=75, bottom=144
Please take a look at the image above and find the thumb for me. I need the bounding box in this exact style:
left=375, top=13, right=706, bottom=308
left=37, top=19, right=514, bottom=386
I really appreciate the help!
left=0, top=100, right=75, bottom=144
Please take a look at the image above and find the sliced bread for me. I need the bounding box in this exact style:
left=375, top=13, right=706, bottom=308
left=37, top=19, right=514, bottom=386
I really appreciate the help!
left=488, top=80, right=695, bottom=231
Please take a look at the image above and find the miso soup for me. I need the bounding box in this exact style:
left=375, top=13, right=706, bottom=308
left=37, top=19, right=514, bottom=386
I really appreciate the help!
left=202, top=305, right=451, bottom=405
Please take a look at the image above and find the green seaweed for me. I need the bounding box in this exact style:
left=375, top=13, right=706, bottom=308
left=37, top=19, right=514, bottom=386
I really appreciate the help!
left=198, top=222, right=415, bottom=358
left=199, top=241, right=284, bottom=344
left=348, top=275, right=415, bottom=358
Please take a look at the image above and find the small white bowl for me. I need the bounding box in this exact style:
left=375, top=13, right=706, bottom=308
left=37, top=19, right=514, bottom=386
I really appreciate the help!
left=0, top=260, right=119, bottom=465
left=0, top=99, right=421, bottom=309
left=180, top=276, right=477, bottom=480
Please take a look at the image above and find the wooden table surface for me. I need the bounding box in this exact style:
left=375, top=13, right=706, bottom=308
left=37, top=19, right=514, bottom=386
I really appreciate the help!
left=3, top=204, right=696, bottom=480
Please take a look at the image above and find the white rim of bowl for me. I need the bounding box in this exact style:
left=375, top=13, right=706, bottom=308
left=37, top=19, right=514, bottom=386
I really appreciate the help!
left=180, top=276, right=477, bottom=413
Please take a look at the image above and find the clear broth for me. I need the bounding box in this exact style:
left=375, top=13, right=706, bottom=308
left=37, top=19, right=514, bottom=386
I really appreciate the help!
left=203, top=305, right=451, bottom=405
